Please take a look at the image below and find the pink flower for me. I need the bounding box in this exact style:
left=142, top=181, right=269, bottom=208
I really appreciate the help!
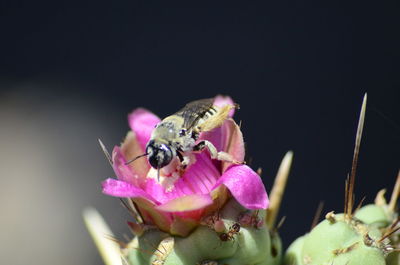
left=102, top=96, right=268, bottom=236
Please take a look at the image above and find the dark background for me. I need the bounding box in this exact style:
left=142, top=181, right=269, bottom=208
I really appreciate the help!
left=1, top=2, right=399, bottom=265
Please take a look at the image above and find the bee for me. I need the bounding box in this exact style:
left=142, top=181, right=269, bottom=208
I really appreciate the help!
left=126, top=98, right=243, bottom=180
left=219, top=223, right=241, bottom=242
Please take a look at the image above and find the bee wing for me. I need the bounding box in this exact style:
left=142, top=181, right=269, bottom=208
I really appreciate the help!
left=174, top=98, right=215, bottom=130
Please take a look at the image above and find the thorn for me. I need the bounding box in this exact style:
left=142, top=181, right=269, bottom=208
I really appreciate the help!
left=311, top=201, right=324, bottom=230
left=379, top=225, right=400, bottom=243
left=380, top=217, right=400, bottom=242
left=346, top=93, right=367, bottom=218
left=122, top=234, right=130, bottom=242
left=153, top=237, right=174, bottom=261
left=105, top=234, right=127, bottom=248
left=275, top=216, right=286, bottom=231
left=127, top=221, right=144, bottom=236
left=119, top=199, right=142, bottom=224
left=130, top=199, right=144, bottom=224
left=389, top=170, right=400, bottom=213
left=333, top=242, right=359, bottom=255
left=387, top=216, right=400, bottom=232
left=266, top=151, right=293, bottom=229
left=98, top=139, right=113, bottom=167
left=143, top=238, right=165, bottom=255
left=128, top=245, right=154, bottom=256
left=344, top=176, right=349, bottom=217
left=354, top=196, right=366, bottom=214
left=121, top=256, right=129, bottom=265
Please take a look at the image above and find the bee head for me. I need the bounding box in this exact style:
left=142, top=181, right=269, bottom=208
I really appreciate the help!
left=146, top=140, right=174, bottom=169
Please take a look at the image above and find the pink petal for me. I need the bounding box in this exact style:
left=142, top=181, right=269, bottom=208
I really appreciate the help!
left=120, top=131, right=150, bottom=180
left=102, top=178, right=156, bottom=202
left=212, top=165, right=269, bottom=209
left=112, top=146, right=141, bottom=186
left=128, top=108, right=160, bottom=151
left=155, top=194, right=213, bottom=212
left=213, top=95, right=236, bottom=117
left=144, top=177, right=188, bottom=204
left=132, top=197, right=172, bottom=232
left=221, top=120, right=245, bottom=172
left=170, top=211, right=204, bottom=236
left=200, top=119, right=245, bottom=172
left=179, top=153, right=220, bottom=194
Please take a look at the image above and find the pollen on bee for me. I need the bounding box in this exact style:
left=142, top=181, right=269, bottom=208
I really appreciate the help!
left=147, top=168, right=180, bottom=192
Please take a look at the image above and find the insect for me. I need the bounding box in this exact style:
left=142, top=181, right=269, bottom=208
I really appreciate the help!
left=238, top=210, right=264, bottom=229
left=126, top=98, right=243, bottom=180
left=219, top=223, right=241, bottom=242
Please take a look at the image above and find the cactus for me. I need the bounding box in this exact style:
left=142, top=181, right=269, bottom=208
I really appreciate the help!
left=284, top=94, right=400, bottom=265
left=124, top=198, right=282, bottom=265
left=284, top=193, right=399, bottom=265
left=299, top=212, right=387, bottom=265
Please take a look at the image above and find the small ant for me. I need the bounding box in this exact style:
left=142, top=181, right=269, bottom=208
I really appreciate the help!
left=219, top=223, right=241, bottom=241
left=239, top=210, right=263, bottom=229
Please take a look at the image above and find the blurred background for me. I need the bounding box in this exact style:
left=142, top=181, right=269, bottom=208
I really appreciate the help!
left=0, top=1, right=399, bottom=265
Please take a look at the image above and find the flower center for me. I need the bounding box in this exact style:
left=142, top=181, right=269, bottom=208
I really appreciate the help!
left=144, top=153, right=221, bottom=204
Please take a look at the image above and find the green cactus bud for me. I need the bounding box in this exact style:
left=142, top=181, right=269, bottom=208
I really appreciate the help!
left=284, top=211, right=391, bottom=265
left=303, top=213, right=388, bottom=265
left=354, top=193, right=399, bottom=265
left=354, top=204, right=392, bottom=228
left=283, top=234, right=307, bottom=265
left=124, top=198, right=281, bottom=265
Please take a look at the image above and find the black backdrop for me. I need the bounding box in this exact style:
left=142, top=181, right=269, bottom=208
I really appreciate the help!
left=1, top=2, right=399, bottom=265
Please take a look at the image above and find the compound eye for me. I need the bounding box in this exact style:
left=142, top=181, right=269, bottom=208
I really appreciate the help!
left=159, top=146, right=173, bottom=168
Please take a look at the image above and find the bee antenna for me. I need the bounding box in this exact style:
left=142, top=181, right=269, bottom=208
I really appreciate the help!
left=125, top=153, right=148, bottom=165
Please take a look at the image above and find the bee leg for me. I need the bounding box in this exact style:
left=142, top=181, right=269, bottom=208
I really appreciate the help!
left=177, top=151, right=184, bottom=163
left=180, top=156, right=190, bottom=169
left=193, top=140, right=245, bottom=165
left=177, top=151, right=190, bottom=174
